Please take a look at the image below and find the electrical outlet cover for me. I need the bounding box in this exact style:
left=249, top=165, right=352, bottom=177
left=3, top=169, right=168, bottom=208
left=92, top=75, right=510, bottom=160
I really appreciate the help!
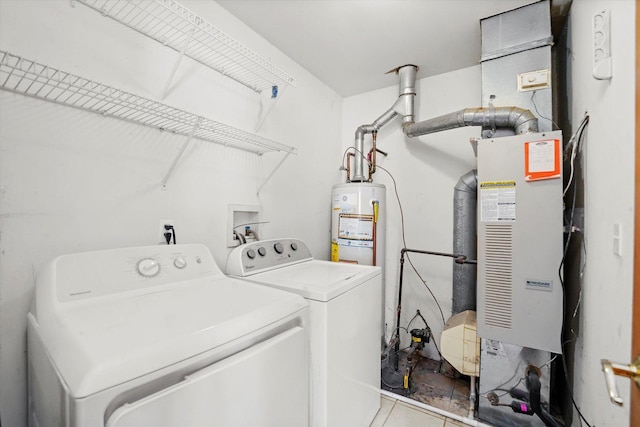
left=593, top=9, right=612, bottom=80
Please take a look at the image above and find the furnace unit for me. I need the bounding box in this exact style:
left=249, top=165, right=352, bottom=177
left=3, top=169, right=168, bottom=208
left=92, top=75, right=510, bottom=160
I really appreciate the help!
left=477, top=130, right=563, bottom=354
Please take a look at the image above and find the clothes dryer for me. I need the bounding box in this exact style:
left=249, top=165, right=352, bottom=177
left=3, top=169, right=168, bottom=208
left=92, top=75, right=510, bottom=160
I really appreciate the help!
left=28, top=244, right=309, bottom=427
left=226, top=238, right=381, bottom=427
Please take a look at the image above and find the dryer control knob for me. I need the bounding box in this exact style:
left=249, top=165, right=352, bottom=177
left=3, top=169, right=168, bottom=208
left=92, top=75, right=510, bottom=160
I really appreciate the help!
left=173, top=257, right=187, bottom=269
left=257, top=247, right=267, bottom=257
left=290, top=242, right=298, bottom=251
left=137, top=258, right=160, bottom=277
left=274, top=242, right=284, bottom=254
left=246, top=249, right=256, bottom=259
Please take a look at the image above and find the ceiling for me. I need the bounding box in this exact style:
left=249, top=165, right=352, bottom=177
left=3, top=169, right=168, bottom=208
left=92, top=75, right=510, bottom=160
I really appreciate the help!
left=217, top=0, right=543, bottom=97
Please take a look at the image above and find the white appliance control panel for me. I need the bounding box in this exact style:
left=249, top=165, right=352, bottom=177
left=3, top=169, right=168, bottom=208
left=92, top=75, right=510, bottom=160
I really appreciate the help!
left=226, top=238, right=313, bottom=276
left=41, top=244, right=220, bottom=302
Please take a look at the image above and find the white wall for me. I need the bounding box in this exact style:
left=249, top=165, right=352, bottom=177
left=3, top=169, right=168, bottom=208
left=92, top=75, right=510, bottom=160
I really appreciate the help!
left=343, top=66, right=480, bottom=353
left=2, top=1, right=635, bottom=425
left=568, top=1, right=635, bottom=426
left=0, top=1, right=342, bottom=425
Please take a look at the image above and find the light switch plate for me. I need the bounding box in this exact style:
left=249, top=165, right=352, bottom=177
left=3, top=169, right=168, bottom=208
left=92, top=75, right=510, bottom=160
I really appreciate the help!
left=613, top=223, right=622, bottom=256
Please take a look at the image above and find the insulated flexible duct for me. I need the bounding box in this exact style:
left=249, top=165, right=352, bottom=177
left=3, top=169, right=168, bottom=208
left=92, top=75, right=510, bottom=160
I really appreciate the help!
left=452, top=169, right=478, bottom=314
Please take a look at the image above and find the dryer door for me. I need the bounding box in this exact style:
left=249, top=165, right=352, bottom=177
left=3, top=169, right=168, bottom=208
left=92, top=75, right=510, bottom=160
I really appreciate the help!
left=106, top=327, right=308, bottom=427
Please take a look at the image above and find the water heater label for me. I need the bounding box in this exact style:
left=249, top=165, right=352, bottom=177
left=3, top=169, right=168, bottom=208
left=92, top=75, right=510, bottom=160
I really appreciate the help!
left=337, top=214, right=374, bottom=247
left=480, top=181, right=516, bottom=222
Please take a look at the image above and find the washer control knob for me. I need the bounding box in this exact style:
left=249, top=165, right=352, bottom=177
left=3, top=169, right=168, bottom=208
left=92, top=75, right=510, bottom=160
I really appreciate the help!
left=246, top=249, right=256, bottom=259
left=290, top=242, right=298, bottom=251
left=257, top=247, right=267, bottom=257
left=173, top=257, right=187, bottom=269
left=274, top=242, right=284, bottom=254
left=137, top=258, right=160, bottom=277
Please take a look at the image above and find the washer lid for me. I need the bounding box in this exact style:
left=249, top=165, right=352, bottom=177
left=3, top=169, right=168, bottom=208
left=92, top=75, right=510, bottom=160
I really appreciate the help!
left=30, top=276, right=307, bottom=398
left=237, top=260, right=381, bottom=302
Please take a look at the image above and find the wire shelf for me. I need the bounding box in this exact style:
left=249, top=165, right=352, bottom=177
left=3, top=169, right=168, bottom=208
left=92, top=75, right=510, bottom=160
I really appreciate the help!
left=74, top=0, right=296, bottom=94
left=0, top=50, right=296, bottom=155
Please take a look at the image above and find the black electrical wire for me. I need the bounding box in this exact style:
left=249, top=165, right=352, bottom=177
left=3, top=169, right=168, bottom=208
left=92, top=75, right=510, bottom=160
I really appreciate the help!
left=489, top=378, right=525, bottom=399
left=531, top=90, right=560, bottom=130
left=527, top=369, right=564, bottom=427
left=405, top=311, right=421, bottom=331
left=558, top=115, right=593, bottom=427
left=377, top=164, right=447, bottom=326
left=164, top=224, right=176, bottom=244
left=341, top=146, right=448, bottom=327
left=479, top=361, right=526, bottom=398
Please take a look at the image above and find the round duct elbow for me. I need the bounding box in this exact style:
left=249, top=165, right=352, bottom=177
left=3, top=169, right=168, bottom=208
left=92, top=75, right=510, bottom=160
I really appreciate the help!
left=454, top=169, right=478, bottom=193
left=506, top=107, right=539, bottom=134
left=403, top=107, right=539, bottom=138
left=462, top=107, right=539, bottom=135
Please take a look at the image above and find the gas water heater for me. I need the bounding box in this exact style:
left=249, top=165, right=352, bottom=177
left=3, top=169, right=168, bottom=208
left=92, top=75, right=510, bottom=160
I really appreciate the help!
left=331, top=183, right=385, bottom=267
left=331, top=183, right=386, bottom=345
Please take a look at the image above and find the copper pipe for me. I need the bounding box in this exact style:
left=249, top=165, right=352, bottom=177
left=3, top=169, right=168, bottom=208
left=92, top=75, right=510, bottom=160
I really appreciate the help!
left=369, top=131, right=378, bottom=178
left=346, top=152, right=355, bottom=182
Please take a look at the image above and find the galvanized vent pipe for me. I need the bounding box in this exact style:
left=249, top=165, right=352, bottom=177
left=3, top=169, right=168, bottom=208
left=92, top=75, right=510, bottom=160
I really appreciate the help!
left=395, top=64, right=538, bottom=138
left=403, top=106, right=539, bottom=137
left=350, top=65, right=538, bottom=182
left=351, top=65, right=417, bottom=182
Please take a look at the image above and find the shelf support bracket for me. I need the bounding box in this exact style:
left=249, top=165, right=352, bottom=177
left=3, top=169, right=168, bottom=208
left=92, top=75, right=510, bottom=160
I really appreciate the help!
left=161, top=26, right=196, bottom=100
left=255, top=84, right=288, bottom=132
left=257, top=151, right=292, bottom=195
left=162, top=116, right=203, bottom=188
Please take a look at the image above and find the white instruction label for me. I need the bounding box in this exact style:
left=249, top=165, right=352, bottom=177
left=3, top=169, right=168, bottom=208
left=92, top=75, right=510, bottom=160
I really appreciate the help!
left=527, top=140, right=555, bottom=173
left=338, top=214, right=374, bottom=247
left=484, top=339, right=508, bottom=358
left=480, top=181, right=516, bottom=222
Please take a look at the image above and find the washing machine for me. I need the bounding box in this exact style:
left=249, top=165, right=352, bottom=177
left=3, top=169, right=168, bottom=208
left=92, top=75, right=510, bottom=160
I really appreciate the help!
left=28, top=244, right=309, bottom=427
left=226, top=238, right=382, bottom=427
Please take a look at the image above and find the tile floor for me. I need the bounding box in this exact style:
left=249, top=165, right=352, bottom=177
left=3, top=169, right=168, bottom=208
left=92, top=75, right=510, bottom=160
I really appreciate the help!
left=370, top=395, right=468, bottom=427
left=381, top=352, right=472, bottom=417
left=397, top=357, right=471, bottom=417
left=374, top=352, right=495, bottom=426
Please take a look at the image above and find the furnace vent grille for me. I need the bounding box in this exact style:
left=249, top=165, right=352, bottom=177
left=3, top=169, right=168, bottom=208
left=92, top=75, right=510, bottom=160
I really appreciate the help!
left=483, top=224, right=513, bottom=329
